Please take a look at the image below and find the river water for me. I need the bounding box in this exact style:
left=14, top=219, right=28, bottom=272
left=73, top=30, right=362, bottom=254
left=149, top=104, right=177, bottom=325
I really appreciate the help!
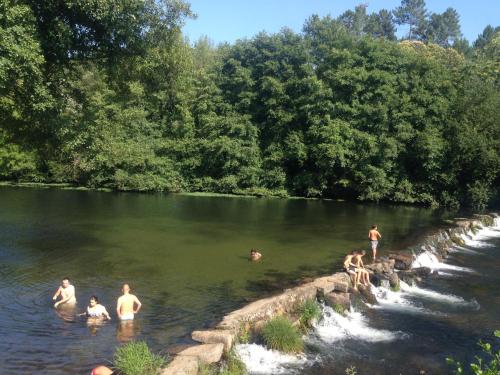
left=236, top=219, right=500, bottom=375
left=0, top=186, right=495, bottom=374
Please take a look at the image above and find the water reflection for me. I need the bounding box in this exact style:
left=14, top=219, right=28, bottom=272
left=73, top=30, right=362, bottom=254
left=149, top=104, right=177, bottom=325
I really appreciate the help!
left=117, top=320, right=141, bottom=343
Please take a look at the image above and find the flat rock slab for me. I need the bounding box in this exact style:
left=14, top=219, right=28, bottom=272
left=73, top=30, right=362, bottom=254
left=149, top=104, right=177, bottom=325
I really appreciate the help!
left=192, top=329, right=234, bottom=352
left=160, top=356, right=198, bottom=375
left=178, top=343, right=224, bottom=364
left=325, top=292, right=351, bottom=309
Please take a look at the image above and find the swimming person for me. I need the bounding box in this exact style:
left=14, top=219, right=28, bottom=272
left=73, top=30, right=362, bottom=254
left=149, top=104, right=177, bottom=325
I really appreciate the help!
left=52, top=277, right=76, bottom=308
left=116, top=284, right=142, bottom=321
left=368, top=224, right=382, bottom=260
left=353, top=250, right=372, bottom=286
left=81, top=296, right=111, bottom=320
left=250, top=249, right=262, bottom=261
left=343, top=253, right=360, bottom=289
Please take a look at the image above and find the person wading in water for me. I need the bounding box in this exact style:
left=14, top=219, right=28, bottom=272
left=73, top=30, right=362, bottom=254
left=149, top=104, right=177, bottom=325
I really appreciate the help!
left=116, top=284, right=142, bottom=321
left=368, top=224, right=382, bottom=260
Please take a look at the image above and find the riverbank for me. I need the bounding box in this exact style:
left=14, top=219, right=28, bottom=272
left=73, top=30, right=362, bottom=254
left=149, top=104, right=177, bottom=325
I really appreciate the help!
left=159, top=213, right=498, bottom=374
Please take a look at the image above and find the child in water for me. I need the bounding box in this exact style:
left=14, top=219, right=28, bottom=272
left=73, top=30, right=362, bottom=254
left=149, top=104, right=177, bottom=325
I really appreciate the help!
left=80, top=296, right=111, bottom=320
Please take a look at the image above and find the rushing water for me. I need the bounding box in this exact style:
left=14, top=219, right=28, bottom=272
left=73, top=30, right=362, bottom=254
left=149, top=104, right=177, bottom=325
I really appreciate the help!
left=236, top=218, right=500, bottom=375
left=0, top=186, right=496, bottom=374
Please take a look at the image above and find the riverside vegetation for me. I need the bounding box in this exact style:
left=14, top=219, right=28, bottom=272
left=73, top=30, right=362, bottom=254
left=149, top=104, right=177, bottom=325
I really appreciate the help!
left=1, top=0, right=499, bottom=209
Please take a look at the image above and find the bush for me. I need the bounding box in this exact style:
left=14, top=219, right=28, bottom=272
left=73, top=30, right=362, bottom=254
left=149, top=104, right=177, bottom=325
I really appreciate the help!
left=261, top=316, right=303, bottom=353
left=446, top=330, right=500, bottom=374
left=220, top=349, right=247, bottom=375
left=298, top=299, right=321, bottom=331
left=114, top=341, right=167, bottom=375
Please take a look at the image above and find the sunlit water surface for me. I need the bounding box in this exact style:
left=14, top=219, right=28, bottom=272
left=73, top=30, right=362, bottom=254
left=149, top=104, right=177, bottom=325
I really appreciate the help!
left=0, top=187, right=470, bottom=374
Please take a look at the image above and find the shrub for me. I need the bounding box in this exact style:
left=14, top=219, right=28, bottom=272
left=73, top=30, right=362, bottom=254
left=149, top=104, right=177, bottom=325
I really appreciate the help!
left=237, top=322, right=251, bottom=344
left=446, top=330, right=500, bottom=374
left=220, top=349, right=247, bottom=375
left=114, top=341, right=167, bottom=375
left=298, top=299, right=321, bottom=331
left=261, top=316, right=303, bottom=353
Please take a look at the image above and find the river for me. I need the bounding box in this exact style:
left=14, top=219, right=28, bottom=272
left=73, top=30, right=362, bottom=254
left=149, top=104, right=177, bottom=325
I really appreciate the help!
left=0, top=186, right=495, bottom=374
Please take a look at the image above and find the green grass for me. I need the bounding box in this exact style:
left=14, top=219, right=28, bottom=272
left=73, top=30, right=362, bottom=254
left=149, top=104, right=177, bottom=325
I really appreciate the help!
left=237, top=322, right=251, bottom=344
left=298, top=299, right=322, bottom=332
left=331, top=303, right=346, bottom=316
left=113, top=341, right=167, bottom=375
left=261, top=316, right=303, bottom=353
left=220, top=349, right=247, bottom=375
left=390, top=283, right=401, bottom=292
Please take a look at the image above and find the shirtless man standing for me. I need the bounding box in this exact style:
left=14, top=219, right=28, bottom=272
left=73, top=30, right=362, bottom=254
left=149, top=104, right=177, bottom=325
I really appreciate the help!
left=52, top=277, right=76, bottom=308
left=368, top=224, right=382, bottom=260
left=116, top=284, right=142, bottom=321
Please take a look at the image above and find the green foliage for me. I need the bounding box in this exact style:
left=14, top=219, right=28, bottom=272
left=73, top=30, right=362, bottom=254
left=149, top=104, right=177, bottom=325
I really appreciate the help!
left=332, top=303, right=347, bottom=316
left=237, top=322, right=251, bottom=345
left=114, top=341, right=167, bottom=375
left=0, top=1, right=498, bottom=209
left=220, top=349, right=247, bottom=375
left=298, top=299, right=322, bottom=331
left=446, top=331, right=500, bottom=375
left=261, top=316, right=303, bottom=353
left=345, top=366, right=358, bottom=375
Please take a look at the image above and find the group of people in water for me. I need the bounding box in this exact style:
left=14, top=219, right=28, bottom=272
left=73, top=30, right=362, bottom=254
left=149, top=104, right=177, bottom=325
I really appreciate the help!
left=343, top=224, right=382, bottom=289
left=52, top=278, right=142, bottom=322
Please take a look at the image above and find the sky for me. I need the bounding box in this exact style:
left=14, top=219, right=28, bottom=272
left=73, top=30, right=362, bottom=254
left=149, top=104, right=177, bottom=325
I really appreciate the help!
left=182, top=0, right=500, bottom=45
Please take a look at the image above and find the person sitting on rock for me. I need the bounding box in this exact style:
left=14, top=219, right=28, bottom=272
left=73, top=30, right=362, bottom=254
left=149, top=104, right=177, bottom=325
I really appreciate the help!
left=353, top=250, right=372, bottom=287
left=343, top=253, right=361, bottom=290
left=250, top=249, right=262, bottom=261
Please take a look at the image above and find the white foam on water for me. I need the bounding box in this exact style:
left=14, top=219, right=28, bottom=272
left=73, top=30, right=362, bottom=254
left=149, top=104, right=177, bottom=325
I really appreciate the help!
left=451, top=245, right=480, bottom=255
left=399, top=281, right=478, bottom=308
left=460, top=233, right=493, bottom=248
left=412, top=251, right=474, bottom=273
left=235, top=343, right=307, bottom=375
left=371, top=286, right=446, bottom=316
left=313, top=305, right=405, bottom=343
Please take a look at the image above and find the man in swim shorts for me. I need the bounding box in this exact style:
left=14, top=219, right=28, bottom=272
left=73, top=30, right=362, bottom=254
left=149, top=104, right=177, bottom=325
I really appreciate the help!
left=116, top=284, right=142, bottom=320
left=52, top=277, right=76, bottom=308
left=368, top=224, right=382, bottom=260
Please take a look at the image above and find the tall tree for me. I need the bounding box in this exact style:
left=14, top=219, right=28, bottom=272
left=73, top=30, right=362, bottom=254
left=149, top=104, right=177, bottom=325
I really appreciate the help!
left=393, top=0, right=427, bottom=40
left=474, top=25, right=500, bottom=49
left=338, top=4, right=369, bottom=37
left=427, top=8, right=461, bottom=47
left=365, top=9, right=397, bottom=40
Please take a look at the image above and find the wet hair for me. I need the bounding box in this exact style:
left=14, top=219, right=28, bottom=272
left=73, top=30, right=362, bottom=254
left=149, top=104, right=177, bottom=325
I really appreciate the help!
left=62, top=277, right=70, bottom=282
left=90, top=295, right=99, bottom=303
left=351, top=250, right=358, bottom=255
left=250, top=249, right=255, bottom=254
left=371, top=224, right=377, bottom=229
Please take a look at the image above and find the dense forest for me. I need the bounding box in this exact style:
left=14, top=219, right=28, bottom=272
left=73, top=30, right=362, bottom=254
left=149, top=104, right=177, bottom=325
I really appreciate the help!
left=1, top=0, right=499, bottom=209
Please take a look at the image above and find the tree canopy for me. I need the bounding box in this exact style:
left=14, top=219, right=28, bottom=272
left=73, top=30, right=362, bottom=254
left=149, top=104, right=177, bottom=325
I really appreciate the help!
left=0, top=0, right=499, bottom=209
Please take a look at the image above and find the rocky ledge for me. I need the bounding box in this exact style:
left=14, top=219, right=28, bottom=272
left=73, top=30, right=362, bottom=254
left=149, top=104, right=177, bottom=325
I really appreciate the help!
left=160, top=213, right=497, bottom=374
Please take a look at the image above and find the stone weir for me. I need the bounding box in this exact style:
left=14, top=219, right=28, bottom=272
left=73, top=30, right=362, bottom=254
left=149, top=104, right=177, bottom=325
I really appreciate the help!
left=160, top=213, right=498, bottom=375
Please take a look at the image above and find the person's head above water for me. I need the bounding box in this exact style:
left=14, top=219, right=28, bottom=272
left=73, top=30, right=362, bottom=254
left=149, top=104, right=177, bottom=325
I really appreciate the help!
left=89, top=295, right=99, bottom=306
left=122, top=284, right=131, bottom=294
left=371, top=224, right=377, bottom=229
left=62, top=277, right=71, bottom=288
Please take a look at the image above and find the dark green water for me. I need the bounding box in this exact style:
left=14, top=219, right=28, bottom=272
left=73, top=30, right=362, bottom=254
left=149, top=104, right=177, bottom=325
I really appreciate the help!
left=0, top=187, right=449, bottom=374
